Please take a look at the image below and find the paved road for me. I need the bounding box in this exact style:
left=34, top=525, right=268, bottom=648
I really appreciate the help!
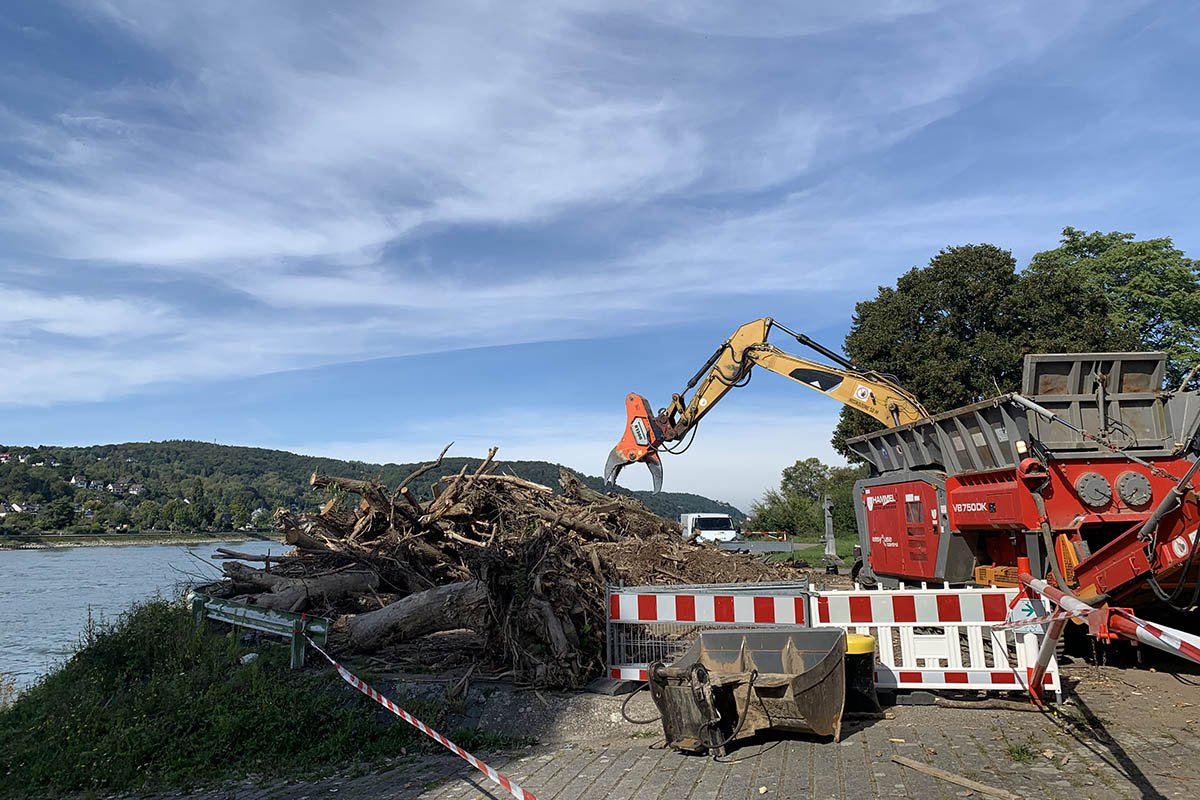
left=134, top=704, right=1197, bottom=800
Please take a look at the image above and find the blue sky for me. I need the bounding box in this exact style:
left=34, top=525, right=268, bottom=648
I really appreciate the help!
left=2, top=2, right=1199, bottom=511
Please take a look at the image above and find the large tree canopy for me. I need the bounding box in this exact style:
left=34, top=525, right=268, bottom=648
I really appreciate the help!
left=831, top=243, right=1117, bottom=455
left=1028, top=227, right=1200, bottom=387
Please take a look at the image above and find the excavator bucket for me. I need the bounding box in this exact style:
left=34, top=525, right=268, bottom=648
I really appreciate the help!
left=604, top=393, right=666, bottom=492
left=648, top=628, right=847, bottom=755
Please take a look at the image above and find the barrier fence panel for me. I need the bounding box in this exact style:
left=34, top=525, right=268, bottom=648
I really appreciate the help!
left=809, top=583, right=1060, bottom=699
left=605, top=581, right=1060, bottom=700
left=606, top=582, right=813, bottom=680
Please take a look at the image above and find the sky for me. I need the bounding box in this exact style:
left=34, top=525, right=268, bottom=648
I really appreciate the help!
left=2, top=2, right=1199, bottom=511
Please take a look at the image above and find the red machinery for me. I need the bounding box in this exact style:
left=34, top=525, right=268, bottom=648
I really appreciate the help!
left=848, top=352, right=1200, bottom=616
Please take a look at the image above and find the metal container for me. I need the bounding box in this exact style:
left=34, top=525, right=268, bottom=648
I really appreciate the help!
left=648, top=627, right=846, bottom=754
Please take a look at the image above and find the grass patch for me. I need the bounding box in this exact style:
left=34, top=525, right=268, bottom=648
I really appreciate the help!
left=0, top=599, right=512, bottom=798
left=765, top=535, right=859, bottom=563
left=1005, top=736, right=1039, bottom=764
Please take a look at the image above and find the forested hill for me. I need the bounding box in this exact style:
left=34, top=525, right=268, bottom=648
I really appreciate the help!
left=0, top=441, right=743, bottom=532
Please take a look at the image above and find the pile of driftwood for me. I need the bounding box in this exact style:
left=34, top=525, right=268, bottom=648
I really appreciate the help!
left=199, top=446, right=809, bottom=687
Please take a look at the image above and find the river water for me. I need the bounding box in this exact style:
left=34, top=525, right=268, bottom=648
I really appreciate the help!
left=0, top=540, right=284, bottom=689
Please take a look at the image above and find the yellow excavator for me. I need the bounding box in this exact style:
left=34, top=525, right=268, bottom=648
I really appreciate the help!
left=603, top=317, right=929, bottom=491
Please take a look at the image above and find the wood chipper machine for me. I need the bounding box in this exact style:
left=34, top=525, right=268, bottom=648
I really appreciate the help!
left=846, top=351, right=1200, bottom=618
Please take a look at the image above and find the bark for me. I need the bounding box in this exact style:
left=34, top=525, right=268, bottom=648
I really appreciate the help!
left=223, top=562, right=379, bottom=612
left=340, top=579, right=491, bottom=650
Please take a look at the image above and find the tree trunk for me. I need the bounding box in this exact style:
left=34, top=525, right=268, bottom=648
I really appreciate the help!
left=340, top=579, right=490, bottom=650
left=223, top=562, right=379, bottom=612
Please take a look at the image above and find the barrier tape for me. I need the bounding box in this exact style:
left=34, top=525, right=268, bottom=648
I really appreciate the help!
left=990, top=607, right=1083, bottom=632
left=305, top=636, right=537, bottom=800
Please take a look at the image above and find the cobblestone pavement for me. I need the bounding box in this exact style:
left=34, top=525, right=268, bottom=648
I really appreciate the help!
left=135, top=702, right=1200, bottom=800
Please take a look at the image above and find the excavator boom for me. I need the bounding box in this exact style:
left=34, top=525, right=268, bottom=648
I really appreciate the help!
left=604, top=318, right=927, bottom=491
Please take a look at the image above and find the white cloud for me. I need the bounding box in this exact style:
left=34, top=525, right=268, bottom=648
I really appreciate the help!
left=0, top=1, right=1145, bottom=406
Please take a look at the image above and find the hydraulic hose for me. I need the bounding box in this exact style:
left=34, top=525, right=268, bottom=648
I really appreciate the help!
left=1030, top=488, right=1074, bottom=593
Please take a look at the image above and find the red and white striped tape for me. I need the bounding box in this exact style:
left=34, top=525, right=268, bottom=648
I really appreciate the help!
left=608, top=592, right=807, bottom=625
left=990, top=607, right=1082, bottom=632
left=305, top=637, right=537, bottom=800
left=815, top=590, right=1012, bottom=625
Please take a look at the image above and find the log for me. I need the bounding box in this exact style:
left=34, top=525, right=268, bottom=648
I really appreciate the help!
left=275, top=508, right=335, bottom=551
left=223, top=562, right=379, bottom=612
left=320, top=499, right=358, bottom=529
left=475, top=474, right=553, bottom=493
left=533, top=508, right=615, bottom=541
left=341, top=580, right=491, bottom=650
left=311, top=473, right=392, bottom=516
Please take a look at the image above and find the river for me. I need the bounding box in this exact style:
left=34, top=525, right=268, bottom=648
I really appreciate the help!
left=0, top=540, right=284, bottom=689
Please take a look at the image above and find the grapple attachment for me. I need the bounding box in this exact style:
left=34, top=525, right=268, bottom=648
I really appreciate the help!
left=604, top=393, right=667, bottom=493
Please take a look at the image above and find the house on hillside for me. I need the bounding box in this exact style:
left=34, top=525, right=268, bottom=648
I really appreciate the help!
left=21, top=503, right=40, bottom=515
left=71, top=475, right=88, bottom=487
left=46, top=456, right=60, bottom=467
left=128, top=484, right=145, bottom=496
left=88, top=480, right=105, bottom=491
left=0, top=453, right=10, bottom=464
left=18, top=454, right=31, bottom=464
left=0, top=503, right=11, bottom=516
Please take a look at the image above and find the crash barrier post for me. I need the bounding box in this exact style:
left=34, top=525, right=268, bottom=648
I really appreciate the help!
left=606, top=582, right=813, bottom=680
left=305, top=636, right=537, bottom=800
left=809, top=582, right=1060, bottom=700
left=187, top=591, right=329, bottom=668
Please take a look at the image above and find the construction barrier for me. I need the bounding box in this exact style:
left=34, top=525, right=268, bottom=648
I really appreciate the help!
left=606, top=582, right=812, bottom=680
left=811, top=583, right=1060, bottom=699
left=606, top=581, right=1060, bottom=699
left=305, top=636, right=537, bottom=800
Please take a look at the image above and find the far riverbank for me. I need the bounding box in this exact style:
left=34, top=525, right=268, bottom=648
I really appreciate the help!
left=0, top=531, right=284, bottom=550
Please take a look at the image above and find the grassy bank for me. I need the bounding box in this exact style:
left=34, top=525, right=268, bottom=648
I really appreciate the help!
left=0, top=601, right=505, bottom=797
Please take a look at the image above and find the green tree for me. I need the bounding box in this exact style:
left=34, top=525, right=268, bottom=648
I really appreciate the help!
left=132, top=500, right=161, bottom=531
left=780, top=458, right=829, bottom=501
left=229, top=499, right=250, bottom=529
left=1028, top=227, right=1200, bottom=386
left=747, top=458, right=867, bottom=538
left=35, top=498, right=75, bottom=531
left=832, top=243, right=1117, bottom=455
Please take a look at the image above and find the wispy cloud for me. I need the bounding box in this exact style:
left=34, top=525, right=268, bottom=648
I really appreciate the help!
left=0, top=0, right=1179, bottom=411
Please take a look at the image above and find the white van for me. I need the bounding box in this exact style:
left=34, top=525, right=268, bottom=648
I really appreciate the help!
left=680, top=513, right=738, bottom=542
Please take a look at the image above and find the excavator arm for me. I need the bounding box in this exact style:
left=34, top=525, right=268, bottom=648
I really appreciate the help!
left=604, top=318, right=928, bottom=491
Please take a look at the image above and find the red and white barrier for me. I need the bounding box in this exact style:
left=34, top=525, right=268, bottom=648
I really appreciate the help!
left=607, top=582, right=1060, bottom=699
left=306, top=637, right=537, bottom=800
left=609, top=590, right=808, bottom=625
left=811, top=584, right=1059, bottom=698
left=814, top=589, right=1011, bottom=625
